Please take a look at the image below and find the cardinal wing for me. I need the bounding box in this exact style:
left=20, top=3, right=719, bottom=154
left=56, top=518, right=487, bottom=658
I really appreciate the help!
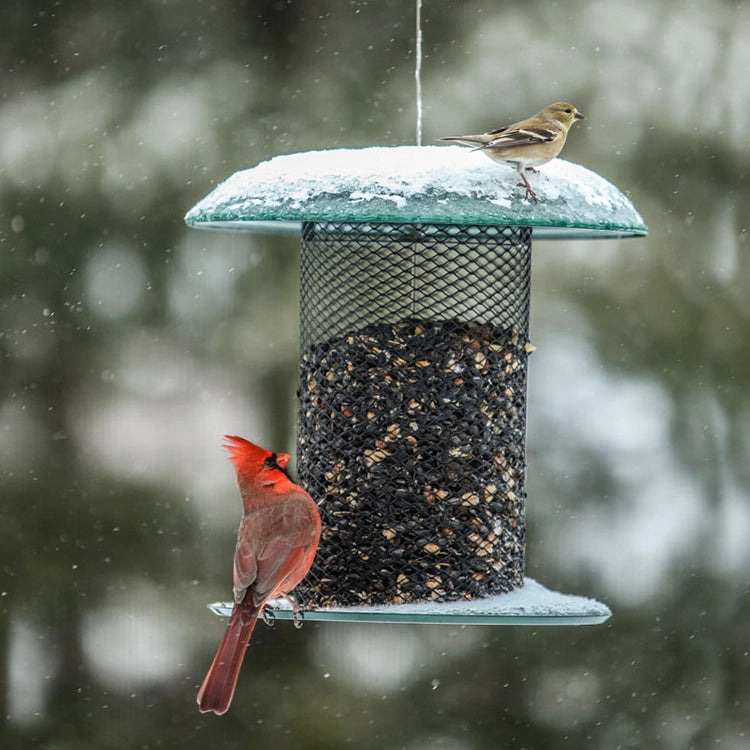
left=250, top=542, right=309, bottom=605
left=232, top=515, right=260, bottom=603
left=233, top=497, right=320, bottom=606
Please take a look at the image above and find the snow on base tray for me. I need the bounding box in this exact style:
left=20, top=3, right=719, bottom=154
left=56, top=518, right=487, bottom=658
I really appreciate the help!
left=185, top=145, right=646, bottom=239
left=206, top=578, right=612, bottom=626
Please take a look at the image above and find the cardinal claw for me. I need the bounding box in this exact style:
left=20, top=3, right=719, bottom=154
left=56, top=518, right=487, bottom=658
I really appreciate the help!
left=261, top=607, right=275, bottom=627
left=279, top=593, right=304, bottom=628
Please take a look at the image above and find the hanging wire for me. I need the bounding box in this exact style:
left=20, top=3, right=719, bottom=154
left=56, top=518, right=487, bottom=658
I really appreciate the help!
left=415, top=0, right=423, bottom=146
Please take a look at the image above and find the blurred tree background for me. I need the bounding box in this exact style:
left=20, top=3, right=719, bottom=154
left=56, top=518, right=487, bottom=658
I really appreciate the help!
left=1, top=0, right=749, bottom=747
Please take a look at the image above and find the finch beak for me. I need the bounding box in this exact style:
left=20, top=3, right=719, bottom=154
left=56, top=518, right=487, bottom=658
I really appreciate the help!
left=574, top=111, right=585, bottom=121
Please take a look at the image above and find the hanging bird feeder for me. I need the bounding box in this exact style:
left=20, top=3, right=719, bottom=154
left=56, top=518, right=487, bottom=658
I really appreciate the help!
left=186, top=145, right=646, bottom=626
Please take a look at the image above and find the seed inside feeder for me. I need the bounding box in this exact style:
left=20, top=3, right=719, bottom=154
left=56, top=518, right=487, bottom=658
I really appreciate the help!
left=296, top=317, right=528, bottom=607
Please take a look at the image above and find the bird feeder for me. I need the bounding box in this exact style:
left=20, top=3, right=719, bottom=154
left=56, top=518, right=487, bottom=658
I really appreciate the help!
left=186, top=146, right=646, bottom=625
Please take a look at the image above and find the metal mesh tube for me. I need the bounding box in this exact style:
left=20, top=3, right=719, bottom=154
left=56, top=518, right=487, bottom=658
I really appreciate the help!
left=296, top=222, right=532, bottom=607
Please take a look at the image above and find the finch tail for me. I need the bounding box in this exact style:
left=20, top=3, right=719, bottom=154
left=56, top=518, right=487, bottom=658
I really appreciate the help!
left=438, top=135, right=488, bottom=148
left=197, top=598, right=262, bottom=715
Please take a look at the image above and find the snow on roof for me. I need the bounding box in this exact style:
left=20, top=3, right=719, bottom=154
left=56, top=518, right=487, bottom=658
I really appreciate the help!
left=186, top=146, right=647, bottom=239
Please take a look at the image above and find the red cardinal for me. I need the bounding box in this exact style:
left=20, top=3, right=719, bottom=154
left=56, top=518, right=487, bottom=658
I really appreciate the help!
left=197, top=435, right=321, bottom=715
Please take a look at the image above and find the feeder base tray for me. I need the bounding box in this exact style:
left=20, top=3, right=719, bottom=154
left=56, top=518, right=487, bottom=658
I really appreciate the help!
left=206, top=577, right=611, bottom=626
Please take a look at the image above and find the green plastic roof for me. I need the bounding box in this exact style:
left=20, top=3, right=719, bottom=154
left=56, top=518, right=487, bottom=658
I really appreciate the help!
left=185, top=146, right=647, bottom=239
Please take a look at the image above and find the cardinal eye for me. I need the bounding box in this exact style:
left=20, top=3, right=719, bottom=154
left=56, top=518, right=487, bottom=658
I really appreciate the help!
left=263, top=454, right=278, bottom=468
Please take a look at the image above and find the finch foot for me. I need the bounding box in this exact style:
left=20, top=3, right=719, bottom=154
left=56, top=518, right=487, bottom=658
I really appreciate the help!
left=517, top=171, right=538, bottom=203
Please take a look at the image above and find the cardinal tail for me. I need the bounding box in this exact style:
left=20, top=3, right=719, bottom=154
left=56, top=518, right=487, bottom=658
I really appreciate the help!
left=197, top=599, right=261, bottom=715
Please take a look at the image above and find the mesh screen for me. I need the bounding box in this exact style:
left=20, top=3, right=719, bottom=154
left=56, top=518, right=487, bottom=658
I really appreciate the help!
left=296, top=222, right=532, bottom=607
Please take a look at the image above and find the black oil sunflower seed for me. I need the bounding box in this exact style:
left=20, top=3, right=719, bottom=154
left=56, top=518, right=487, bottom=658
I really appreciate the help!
left=296, top=318, right=528, bottom=607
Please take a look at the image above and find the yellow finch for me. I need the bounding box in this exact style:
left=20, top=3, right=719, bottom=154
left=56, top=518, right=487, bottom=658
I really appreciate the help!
left=439, top=102, right=585, bottom=202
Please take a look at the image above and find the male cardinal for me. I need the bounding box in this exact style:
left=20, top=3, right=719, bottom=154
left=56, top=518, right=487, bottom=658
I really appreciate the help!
left=197, top=435, right=321, bottom=715
left=439, top=102, right=584, bottom=202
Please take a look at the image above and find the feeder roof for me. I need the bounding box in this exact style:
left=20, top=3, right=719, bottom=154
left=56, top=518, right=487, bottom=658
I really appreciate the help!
left=185, top=145, right=646, bottom=239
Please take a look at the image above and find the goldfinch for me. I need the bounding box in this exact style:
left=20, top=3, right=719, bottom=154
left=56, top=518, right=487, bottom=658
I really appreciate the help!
left=439, top=102, right=585, bottom=202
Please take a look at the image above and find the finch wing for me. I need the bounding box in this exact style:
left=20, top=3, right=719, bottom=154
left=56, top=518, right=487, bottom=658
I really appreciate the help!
left=481, top=126, right=558, bottom=150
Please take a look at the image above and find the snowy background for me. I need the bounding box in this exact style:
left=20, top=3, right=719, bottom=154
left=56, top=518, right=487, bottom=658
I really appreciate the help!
left=1, top=1, right=749, bottom=748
